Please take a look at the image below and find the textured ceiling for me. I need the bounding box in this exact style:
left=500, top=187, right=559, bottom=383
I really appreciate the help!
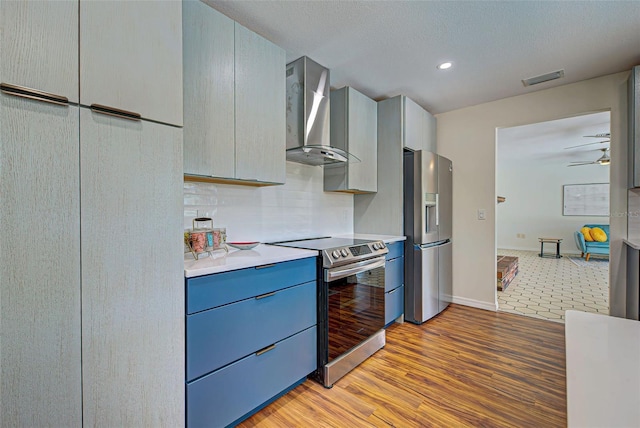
left=206, top=0, right=640, bottom=114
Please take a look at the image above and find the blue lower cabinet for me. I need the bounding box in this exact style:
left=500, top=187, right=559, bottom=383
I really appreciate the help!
left=186, top=257, right=316, bottom=314
left=186, top=326, right=317, bottom=428
left=186, top=280, right=316, bottom=381
left=385, top=285, right=404, bottom=325
left=385, top=241, right=404, bottom=260
left=384, top=242, right=404, bottom=325
left=384, top=256, right=403, bottom=292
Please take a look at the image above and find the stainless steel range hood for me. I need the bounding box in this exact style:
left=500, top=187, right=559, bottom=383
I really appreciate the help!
left=286, top=56, right=359, bottom=166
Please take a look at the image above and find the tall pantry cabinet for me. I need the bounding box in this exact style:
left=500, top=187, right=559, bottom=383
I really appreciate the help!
left=354, top=95, right=436, bottom=235
left=0, top=2, right=184, bottom=426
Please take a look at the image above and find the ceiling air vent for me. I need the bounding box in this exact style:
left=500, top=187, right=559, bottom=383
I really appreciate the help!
left=522, top=69, right=565, bottom=87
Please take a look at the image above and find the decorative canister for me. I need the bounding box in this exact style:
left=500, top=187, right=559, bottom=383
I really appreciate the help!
left=186, top=218, right=228, bottom=259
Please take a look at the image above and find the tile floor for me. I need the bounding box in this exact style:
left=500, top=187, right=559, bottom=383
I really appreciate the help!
left=497, top=249, right=609, bottom=323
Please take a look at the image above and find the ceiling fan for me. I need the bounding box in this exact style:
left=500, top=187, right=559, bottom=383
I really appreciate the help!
left=564, top=133, right=610, bottom=150
left=567, top=148, right=610, bottom=167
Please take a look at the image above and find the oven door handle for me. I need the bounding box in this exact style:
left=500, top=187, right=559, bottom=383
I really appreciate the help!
left=324, top=257, right=386, bottom=282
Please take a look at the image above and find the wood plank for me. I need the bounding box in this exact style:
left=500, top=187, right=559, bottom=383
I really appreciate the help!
left=237, top=304, right=566, bottom=427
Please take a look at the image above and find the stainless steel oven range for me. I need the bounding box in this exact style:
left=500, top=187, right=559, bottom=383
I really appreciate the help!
left=272, top=237, right=388, bottom=388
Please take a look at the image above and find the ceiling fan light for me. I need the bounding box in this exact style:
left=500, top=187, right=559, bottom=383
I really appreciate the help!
left=600, top=159, right=611, bottom=165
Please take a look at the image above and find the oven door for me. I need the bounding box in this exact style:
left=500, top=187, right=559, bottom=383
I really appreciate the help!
left=324, top=256, right=386, bottom=362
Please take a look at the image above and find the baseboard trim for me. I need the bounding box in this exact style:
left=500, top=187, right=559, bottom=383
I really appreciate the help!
left=498, top=245, right=538, bottom=252
left=498, top=246, right=582, bottom=256
left=451, top=296, right=498, bottom=312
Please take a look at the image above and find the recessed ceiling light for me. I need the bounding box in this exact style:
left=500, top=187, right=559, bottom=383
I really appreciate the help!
left=437, top=62, right=452, bottom=70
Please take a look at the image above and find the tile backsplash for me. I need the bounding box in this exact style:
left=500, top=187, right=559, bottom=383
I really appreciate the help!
left=184, top=162, right=354, bottom=242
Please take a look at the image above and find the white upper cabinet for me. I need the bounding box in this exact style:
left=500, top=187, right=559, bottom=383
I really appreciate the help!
left=234, top=23, right=286, bottom=184
left=0, top=0, right=78, bottom=102
left=80, top=0, right=183, bottom=126
left=183, top=3, right=286, bottom=186
left=403, top=96, right=436, bottom=152
left=183, top=0, right=235, bottom=178
left=325, top=86, right=377, bottom=193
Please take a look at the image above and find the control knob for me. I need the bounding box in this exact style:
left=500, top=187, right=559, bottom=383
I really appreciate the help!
left=332, top=250, right=340, bottom=259
left=340, top=248, right=349, bottom=257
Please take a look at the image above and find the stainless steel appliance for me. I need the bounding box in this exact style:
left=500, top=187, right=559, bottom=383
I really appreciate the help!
left=285, top=57, right=358, bottom=166
left=272, top=237, right=388, bottom=387
left=403, top=150, right=453, bottom=324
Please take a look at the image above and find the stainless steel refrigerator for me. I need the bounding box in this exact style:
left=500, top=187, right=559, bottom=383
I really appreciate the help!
left=403, top=150, right=453, bottom=324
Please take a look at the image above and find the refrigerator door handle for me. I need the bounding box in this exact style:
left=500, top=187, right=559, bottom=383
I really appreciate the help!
left=435, top=193, right=439, bottom=226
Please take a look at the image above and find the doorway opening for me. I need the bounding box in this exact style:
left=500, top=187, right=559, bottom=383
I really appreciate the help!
left=495, top=111, right=611, bottom=322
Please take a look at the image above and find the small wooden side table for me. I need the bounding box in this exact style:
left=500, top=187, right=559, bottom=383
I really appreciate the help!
left=539, top=238, right=562, bottom=258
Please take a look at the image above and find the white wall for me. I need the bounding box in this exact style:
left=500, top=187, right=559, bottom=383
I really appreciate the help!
left=497, top=159, right=610, bottom=253
left=184, top=161, right=353, bottom=243
left=436, top=72, right=629, bottom=315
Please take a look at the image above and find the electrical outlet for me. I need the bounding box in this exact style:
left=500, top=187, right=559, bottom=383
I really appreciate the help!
left=477, top=209, right=486, bottom=220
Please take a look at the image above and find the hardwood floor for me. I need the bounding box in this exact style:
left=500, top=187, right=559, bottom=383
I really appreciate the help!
left=238, top=304, right=566, bottom=427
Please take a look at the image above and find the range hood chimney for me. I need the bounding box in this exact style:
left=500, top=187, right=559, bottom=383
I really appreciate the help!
left=286, top=56, right=358, bottom=166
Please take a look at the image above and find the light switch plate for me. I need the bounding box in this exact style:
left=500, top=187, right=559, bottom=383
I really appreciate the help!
left=477, top=209, right=486, bottom=220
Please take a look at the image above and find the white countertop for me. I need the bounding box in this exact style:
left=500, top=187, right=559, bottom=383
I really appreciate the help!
left=336, top=233, right=406, bottom=243
left=623, top=238, right=640, bottom=250
left=565, top=310, right=640, bottom=428
left=184, top=244, right=318, bottom=278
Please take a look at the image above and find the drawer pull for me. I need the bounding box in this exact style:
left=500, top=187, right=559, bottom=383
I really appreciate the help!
left=255, top=344, right=276, bottom=356
left=90, top=103, right=141, bottom=121
left=255, top=291, right=276, bottom=300
left=0, top=82, right=68, bottom=106
left=255, top=263, right=276, bottom=270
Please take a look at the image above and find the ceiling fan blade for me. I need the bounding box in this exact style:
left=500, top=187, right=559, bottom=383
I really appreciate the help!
left=584, top=133, right=611, bottom=138
left=567, top=162, right=595, bottom=167
left=564, top=140, right=610, bottom=149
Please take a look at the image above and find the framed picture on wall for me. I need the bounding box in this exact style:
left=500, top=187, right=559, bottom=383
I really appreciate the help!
left=562, top=183, right=609, bottom=216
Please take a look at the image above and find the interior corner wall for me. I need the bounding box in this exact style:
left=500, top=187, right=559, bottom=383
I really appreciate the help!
left=436, top=71, right=629, bottom=316
left=496, top=160, right=610, bottom=252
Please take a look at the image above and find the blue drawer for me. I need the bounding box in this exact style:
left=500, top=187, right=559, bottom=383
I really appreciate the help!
left=187, top=280, right=316, bottom=381
left=186, top=257, right=316, bottom=314
left=187, top=325, right=317, bottom=428
left=385, top=241, right=404, bottom=260
left=385, top=285, right=404, bottom=325
left=385, top=255, right=404, bottom=292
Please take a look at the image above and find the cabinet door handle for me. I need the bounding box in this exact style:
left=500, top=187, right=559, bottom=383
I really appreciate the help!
left=90, top=103, right=141, bottom=121
left=255, top=263, right=276, bottom=270
left=0, top=82, right=68, bottom=106
left=255, top=344, right=276, bottom=356
left=255, top=291, right=276, bottom=300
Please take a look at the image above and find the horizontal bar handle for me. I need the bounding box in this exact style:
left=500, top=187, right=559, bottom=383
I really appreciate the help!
left=255, top=291, right=276, bottom=300
left=325, top=257, right=385, bottom=282
left=90, top=104, right=141, bottom=121
left=0, top=82, right=68, bottom=106
left=255, top=344, right=276, bottom=356
left=255, top=263, right=276, bottom=270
